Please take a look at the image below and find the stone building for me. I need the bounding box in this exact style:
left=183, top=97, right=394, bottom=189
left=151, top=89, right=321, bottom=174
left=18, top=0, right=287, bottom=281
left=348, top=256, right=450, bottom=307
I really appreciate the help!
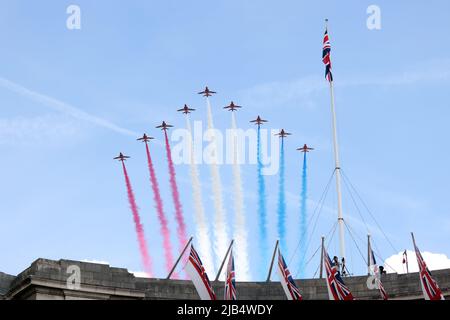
left=1, top=258, right=449, bottom=300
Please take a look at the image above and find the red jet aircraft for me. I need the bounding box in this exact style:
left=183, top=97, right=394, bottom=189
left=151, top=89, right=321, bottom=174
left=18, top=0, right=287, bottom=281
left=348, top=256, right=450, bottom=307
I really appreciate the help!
left=137, top=133, right=154, bottom=143
left=275, top=129, right=292, bottom=138
left=156, top=121, right=173, bottom=131
left=250, top=116, right=268, bottom=125
left=224, top=101, right=242, bottom=112
left=297, top=144, right=314, bottom=153
left=114, top=153, right=130, bottom=162
left=177, top=104, right=196, bottom=114
left=198, top=86, right=217, bottom=97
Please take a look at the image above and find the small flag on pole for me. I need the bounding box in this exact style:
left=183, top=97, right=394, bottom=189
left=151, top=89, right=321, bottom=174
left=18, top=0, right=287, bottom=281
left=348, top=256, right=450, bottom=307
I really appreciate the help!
left=185, top=245, right=217, bottom=300
left=402, top=250, right=409, bottom=273
left=322, top=26, right=333, bottom=82
left=224, top=249, right=237, bottom=300
left=323, top=246, right=354, bottom=300
left=368, top=246, right=388, bottom=300
left=277, top=249, right=303, bottom=300
left=412, top=235, right=445, bottom=300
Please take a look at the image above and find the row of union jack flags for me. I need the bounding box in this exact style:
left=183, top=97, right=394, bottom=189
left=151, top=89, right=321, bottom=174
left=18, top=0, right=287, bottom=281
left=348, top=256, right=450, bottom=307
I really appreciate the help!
left=184, top=235, right=445, bottom=300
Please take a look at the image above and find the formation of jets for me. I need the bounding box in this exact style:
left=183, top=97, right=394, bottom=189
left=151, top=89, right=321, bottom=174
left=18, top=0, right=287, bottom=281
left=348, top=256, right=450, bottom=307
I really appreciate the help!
left=117, top=86, right=314, bottom=161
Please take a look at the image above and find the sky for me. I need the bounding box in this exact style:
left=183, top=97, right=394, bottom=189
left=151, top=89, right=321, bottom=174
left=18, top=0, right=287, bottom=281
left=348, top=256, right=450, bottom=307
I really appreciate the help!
left=1, top=0, right=450, bottom=281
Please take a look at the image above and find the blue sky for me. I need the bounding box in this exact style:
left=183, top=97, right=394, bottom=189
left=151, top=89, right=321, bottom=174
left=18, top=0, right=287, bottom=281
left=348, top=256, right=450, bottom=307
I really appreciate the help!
left=1, top=0, right=450, bottom=280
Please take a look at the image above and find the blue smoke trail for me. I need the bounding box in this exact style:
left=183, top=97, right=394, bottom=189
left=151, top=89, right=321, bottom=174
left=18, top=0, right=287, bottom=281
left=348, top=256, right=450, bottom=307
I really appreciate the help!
left=277, top=138, right=286, bottom=254
left=257, top=125, right=267, bottom=278
left=299, top=152, right=308, bottom=278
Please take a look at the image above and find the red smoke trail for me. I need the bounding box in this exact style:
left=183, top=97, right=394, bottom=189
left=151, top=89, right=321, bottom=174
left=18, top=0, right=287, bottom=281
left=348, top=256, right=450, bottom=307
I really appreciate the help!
left=121, top=162, right=153, bottom=277
left=164, top=131, right=188, bottom=248
left=145, top=142, right=175, bottom=275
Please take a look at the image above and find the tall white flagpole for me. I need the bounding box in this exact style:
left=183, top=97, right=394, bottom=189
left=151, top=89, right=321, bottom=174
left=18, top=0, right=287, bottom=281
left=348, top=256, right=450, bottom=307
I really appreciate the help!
left=326, top=19, right=346, bottom=261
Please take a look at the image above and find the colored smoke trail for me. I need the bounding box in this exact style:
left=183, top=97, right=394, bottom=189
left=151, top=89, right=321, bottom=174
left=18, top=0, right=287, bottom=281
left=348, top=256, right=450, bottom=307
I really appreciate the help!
left=257, top=125, right=268, bottom=276
left=231, top=112, right=250, bottom=280
left=164, top=131, right=188, bottom=250
left=299, top=152, right=308, bottom=278
left=121, top=162, right=153, bottom=277
left=145, top=142, right=175, bottom=274
left=277, top=139, right=287, bottom=254
left=206, top=97, right=229, bottom=267
left=185, top=116, right=215, bottom=274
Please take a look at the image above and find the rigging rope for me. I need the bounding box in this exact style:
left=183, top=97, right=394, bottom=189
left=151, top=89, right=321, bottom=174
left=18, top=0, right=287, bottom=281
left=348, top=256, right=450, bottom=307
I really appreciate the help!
left=344, top=221, right=368, bottom=266
left=295, top=222, right=337, bottom=278
left=341, top=217, right=399, bottom=274
left=289, top=166, right=400, bottom=279
left=289, top=170, right=335, bottom=266
left=341, top=169, right=399, bottom=254
left=312, top=223, right=338, bottom=279
left=341, top=173, right=371, bottom=234
left=371, top=237, right=399, bottom=274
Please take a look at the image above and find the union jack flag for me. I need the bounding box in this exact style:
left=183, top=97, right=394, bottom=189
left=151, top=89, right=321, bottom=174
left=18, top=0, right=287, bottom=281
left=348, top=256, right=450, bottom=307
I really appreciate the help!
left=277, top=249, right=302, bottom=300
left=368, top=246, right=388, bottom=300
left=224, top=250, right=237, bottom=300
left=322, top=28, right=333, bottom=82
left=185, top=245, right=217, bottom=300
left=412, top=235, right=445, bottom=300
left=323, top=246, right=354, bottom=300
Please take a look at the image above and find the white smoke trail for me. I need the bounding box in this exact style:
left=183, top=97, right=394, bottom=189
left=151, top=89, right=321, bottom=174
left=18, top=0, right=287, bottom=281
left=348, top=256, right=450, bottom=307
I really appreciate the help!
left=185, top=115, right=216, bottom=275
left=206, top=98, right=229, bottom=271
left=0, top=77, right=137, bottom=137
left=231, top=112, right=250, bottom=281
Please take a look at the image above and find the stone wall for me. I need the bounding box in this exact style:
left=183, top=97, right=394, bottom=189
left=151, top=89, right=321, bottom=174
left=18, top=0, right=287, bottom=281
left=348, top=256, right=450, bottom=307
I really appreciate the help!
left=1, top=258, right=449, bottom=300
left=0, top=272, right=15, bottom=298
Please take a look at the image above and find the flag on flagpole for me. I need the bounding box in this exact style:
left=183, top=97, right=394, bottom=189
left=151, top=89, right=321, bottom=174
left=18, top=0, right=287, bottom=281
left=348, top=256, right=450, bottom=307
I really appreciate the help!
left=402, top=250, right=409, bottom=273
left=412, top=235, right=445, bottom=300
left=185, top=245, right=217, bottom=300
left=224, top=249, right=237, bottom=300
left=322, top=27, right=333, bottom=82
left=368, top=244, right=388, bottom=300
left=277, top=249, right=302, bottom=300
left=323, top=246, right=354, bottom=300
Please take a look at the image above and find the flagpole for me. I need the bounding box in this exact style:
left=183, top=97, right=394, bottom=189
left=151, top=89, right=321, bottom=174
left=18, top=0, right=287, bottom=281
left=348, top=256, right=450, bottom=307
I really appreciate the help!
left=319, top=236, right=325, bottom=279
left=367, top=234, right=371, bottom=275
left=167, top=236, right=194, bottom=279
left=410, top=232, right=417, bottom=274
left=403, top=249, right=409, bottom=274
left=409, top=232, right=414, bottom=274
left=215, top=240, right=234, bottom=281
left=326, top=19, right=346, bottom=261
left=266, top=240, right=279, bottom=282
